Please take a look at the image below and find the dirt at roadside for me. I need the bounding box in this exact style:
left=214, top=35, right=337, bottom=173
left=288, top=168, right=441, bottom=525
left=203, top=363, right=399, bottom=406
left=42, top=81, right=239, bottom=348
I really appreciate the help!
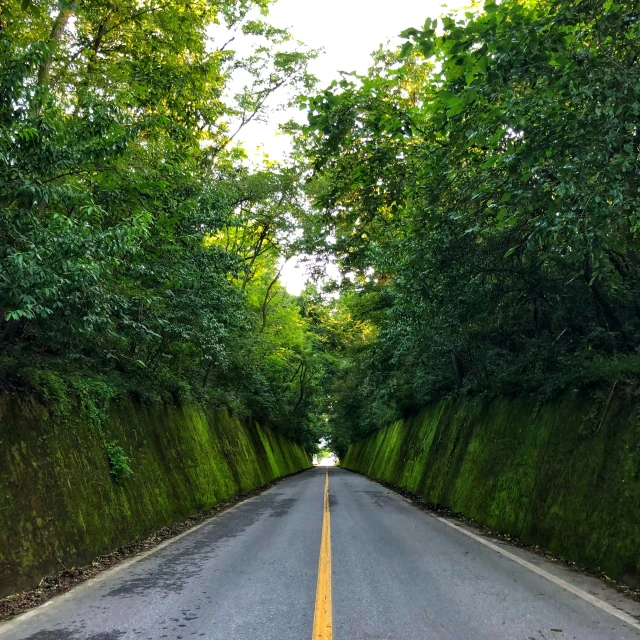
left=0, top=471, right=306, bottom=623
left=354, top=471, right=640, bottom=606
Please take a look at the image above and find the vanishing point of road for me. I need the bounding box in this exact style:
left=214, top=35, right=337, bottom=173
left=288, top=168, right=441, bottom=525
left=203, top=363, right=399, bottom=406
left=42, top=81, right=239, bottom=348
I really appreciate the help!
left=2, top=467, right=640, bottom=640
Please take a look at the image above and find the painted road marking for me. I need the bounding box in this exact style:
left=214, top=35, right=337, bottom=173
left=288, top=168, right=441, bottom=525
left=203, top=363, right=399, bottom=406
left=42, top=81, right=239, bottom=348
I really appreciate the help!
left=312, top=470, right=333, bottom=639
left=436, top=516, right=640, bottom=631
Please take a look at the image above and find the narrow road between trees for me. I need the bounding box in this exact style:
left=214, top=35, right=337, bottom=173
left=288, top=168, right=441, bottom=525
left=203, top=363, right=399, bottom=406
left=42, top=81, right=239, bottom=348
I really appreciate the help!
left=2, top=468, right=640, bottom=640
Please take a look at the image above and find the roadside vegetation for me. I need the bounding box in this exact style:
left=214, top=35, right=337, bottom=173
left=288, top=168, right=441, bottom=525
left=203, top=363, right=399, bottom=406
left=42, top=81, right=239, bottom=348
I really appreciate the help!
left=2, top=0, right=639, bottom=457
left=298, top=0, right=640, bottom=455
left=0, top=0, right=333, bottom=449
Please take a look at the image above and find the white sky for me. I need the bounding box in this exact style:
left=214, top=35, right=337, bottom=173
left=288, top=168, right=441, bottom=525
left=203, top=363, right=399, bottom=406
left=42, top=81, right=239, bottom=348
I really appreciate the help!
left=235, top=0, right=456, bottom=293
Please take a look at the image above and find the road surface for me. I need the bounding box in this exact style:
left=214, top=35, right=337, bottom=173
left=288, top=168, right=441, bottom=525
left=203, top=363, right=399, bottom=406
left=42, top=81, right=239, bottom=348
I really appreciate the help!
left=2, top=467, right=640, bottom=639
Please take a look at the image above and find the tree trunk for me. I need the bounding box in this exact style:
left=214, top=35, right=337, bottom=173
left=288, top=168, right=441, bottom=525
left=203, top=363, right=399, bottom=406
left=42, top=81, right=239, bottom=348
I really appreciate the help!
left=583, top=255, right=626, bottom=336
left=37, top=8, right=73, bottom=89
left=259, top=268, right=282, bottom=334
left=451, top=350, right=466, bottom=386
left=202, top=361, right=214, bottom=389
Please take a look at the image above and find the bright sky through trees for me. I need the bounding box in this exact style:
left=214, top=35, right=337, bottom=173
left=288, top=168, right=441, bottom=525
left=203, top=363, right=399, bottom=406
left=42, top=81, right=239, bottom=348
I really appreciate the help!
left=239, top=0, right=451, bottom=292
left=239, top=0, right=451, bottom=158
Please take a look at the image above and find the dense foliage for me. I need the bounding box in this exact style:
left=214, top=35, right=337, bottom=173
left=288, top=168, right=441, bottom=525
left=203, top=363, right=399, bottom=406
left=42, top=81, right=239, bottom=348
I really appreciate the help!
left=0, top=0, right=328, bottom=448
left=299, top=0, right=640, bottom=454
left=4, top=0, right=640, bottom=457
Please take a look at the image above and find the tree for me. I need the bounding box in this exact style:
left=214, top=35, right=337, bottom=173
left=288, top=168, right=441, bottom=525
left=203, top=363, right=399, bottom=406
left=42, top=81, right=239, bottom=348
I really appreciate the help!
left=298, top=0, right=640, bottom=447
left=0, top=0, right=324, bottom=450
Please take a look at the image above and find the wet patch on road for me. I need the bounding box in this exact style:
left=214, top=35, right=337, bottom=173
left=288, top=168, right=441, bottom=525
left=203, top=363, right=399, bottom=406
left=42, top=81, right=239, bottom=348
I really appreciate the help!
left=102, top=491, right=290, bottom=599
left=268, top=497, right=296, bottom=518
left=20, top=629, right=126, bottom=639
left=354, top=490, right=397, bottom=508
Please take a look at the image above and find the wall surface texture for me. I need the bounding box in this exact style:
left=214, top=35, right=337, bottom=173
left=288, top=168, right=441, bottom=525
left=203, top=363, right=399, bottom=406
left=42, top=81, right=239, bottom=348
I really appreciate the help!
left=343, top=393, right=640, bottom=586
left=0, top=396, right=310, bottom=597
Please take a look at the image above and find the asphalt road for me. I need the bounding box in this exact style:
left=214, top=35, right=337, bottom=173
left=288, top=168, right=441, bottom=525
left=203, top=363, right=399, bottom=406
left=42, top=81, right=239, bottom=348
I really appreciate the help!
left=2, top=467, right=640, bottom=640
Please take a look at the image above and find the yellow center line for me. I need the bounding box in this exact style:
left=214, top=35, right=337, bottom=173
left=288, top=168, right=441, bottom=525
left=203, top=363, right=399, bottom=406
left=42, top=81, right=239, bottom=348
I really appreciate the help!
left=312, top=470, right=332, bottom=640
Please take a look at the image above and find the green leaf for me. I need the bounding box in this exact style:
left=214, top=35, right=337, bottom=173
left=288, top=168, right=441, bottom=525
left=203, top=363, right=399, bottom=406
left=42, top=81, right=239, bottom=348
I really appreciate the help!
left=400, top=42, right=414, bottom=58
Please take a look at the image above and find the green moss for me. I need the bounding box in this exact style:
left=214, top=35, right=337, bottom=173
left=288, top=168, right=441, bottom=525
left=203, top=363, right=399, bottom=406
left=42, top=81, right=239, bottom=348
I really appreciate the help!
left=343, top=393, right=640, bottom=586
left=0, top=395, right=310, bottom=597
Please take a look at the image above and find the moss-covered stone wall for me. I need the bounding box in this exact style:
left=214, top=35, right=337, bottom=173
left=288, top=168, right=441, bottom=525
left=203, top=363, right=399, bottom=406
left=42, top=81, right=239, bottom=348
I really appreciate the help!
left=343, top=393, right=640, bottom=586
left=0, top=395, right=311, bottom=597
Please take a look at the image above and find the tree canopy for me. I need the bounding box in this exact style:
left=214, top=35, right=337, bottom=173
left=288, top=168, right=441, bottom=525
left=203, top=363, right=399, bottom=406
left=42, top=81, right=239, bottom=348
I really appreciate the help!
left=0, top=0, right=326, bottom=449
left=298, top=0, right=640, bottom=454
left=2, top=0, right=639, bottom=455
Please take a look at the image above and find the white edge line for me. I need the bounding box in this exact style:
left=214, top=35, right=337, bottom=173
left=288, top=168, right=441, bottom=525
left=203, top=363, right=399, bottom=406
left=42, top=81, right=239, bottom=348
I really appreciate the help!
left=0, top=495, right=256, bottom=634
left=435, top=515, right=640, bottom=632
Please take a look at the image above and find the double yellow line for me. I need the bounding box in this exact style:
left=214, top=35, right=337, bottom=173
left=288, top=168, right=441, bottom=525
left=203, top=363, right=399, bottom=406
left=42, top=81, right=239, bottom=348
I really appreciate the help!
left=312, top=470, right=332, bottom=639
